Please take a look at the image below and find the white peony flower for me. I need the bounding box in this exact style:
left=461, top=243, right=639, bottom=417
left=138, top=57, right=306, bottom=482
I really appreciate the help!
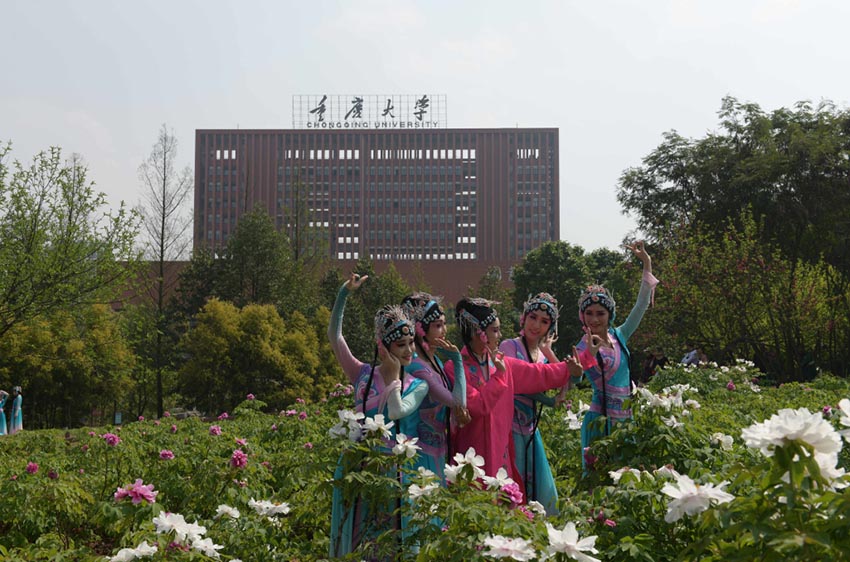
left=526, top=500, right=546, bottom=516
left=564, top=410, right=582, bottom=430
left=545, top=521, right=600, bottom=562
left=661, top=415, right=684, bottom=429
left=654, top=465, right=682, bottom=479
left=482, top=467, right=515, bottom=489
left=408, top=482, right=440, bottom=500
left=152, top=512, right=206, bottom=543
left=107, top=540, right=158, bottom=562
left=710, top=433, right=734, bottom=451
left=481, top=534, right=537, bottom=560
left=362, top=413, right=394, bottom=439
left=392, top=433, right=420, bottom=458
left=191, top=537, right=224, bottom=559
left=609, top=467, right=641, bottom=484
left=661, top=474, right=734, bottom=523
left=741, top=408, right=841, bottom=458
left=215, top=504, right=240, bottom=519
left=248, top=498, right=291, bottom=516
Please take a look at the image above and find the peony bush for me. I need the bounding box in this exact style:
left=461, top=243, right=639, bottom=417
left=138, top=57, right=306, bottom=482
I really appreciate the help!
left=0, top=364, right=849, bottom=561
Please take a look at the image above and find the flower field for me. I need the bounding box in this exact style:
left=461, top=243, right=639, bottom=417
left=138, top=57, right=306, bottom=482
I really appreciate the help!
left=2, top=361, right=850, bottom=561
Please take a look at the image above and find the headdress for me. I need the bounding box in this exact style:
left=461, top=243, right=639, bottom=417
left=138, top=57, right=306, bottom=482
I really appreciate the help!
left=401, top=292, right=445, bottom=331
left=578, top=284, right=616, bottom=324
left=374, top=305, right=414, bottom=348
left=521, top=292, right=559, bottom=335
left=456, top=297, right=499, bottom=335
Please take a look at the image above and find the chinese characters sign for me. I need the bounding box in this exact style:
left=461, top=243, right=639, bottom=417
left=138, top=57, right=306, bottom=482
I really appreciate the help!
left=293, top=95, right=446, bottom=129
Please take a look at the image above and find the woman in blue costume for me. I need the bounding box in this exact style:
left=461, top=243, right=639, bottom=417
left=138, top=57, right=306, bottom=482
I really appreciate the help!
left=0, top=390, right=8, bottom=436
left=327, top=273, right=428, bottom=558
left=10, top=386, right=23, bottom=434
left=401, top=293, right=470, bottom=482
left=499, top=292, right=565, bottom=515
left=574, top=241, right=657, bottom=472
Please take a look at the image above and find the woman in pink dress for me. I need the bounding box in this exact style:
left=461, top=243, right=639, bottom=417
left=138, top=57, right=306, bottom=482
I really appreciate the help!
left=444, top=297, right=586, bottom=496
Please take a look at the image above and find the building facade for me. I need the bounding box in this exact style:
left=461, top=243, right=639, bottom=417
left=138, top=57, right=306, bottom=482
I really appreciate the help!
left=194, top=128, right=558, bottom=298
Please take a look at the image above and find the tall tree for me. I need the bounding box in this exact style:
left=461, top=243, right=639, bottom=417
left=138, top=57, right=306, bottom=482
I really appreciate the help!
left=138, top=124, right=193, bottom=417
left=617, top=96, right=850, bottom=275
left=0, top=143, right=141, bottom=338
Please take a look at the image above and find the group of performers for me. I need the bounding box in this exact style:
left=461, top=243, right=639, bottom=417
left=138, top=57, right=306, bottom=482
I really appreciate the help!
left=0, top=386, right=23, bottom=436
left=327, top=241, right=656, bottom=557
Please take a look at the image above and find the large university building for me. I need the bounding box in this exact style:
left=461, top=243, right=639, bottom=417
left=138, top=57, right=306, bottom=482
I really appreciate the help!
left=193, top=95, right=559, bottom=298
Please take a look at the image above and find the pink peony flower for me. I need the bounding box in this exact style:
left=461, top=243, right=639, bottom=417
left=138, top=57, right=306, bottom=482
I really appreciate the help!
left=217, top=412, right=229, bottom=420
left=247, top=393, right=255, bottom=400
left=88, top=431, right=96, bottom=437
left=159, top=450, right=175, bottom=460
left=79, top=469, right=85, bottom=474
left=138, top=416, right=145, bottom=422
left=518, top=505, right=534, bottom=521
left=209, top=425, right=222, bottom=436
left=604, top=519, right=617, bottom=527
left=48, top=470, right=59, bottom=480
left=102, top=433, right=121, bottom=446
left=81, top=444, right=89, bottom=452
left=304, top=442, right=313, bottom=449
left=726, top=381, right=736, bottom=391
left=170, top=424, right=178, bottom=433
left=824, top=405, right=833, bottom=416
left=285, top=409, right=297, bottom=417
left=11, top=474, right=18, bottom=480
left=153, top=420, right=161, bottom=426
left=114, top=479, right=158, bottom=504
left=298, top=412, right=308, bottom=420
left=271, top=424, right=278, bottom=431
left=163, top=411, right=171, bottom=417
left=230, top=449, right=248, bottom=469
left=26, top=462, right=39, bottom=474
left=500, top=482, right=524, bottom=506
left=235, top=438, right=247, bottom=446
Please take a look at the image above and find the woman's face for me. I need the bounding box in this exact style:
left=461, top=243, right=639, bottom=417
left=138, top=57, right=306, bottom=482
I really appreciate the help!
left=484, top=319, right=502, bottom=352
left=389, top=335, right=416, bottom=366
left=425, top=316, right=447, bottom=343
left=523, top=310, right=552, bottom=343
left=583, top=304, right=610, bottom=336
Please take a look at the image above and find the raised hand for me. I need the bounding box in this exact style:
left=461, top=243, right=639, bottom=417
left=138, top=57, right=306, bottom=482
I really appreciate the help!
left=583, top=327, right=612, bottom=355
left=432, top=336, right=459, bottom=355
left=626, top=240, right=650, bottom=265
left=378, top=345, right=401, bottom=384
left=493, top=350, right=506, bottom=372
left=566, top=346, right=584, bottom=378
left=344, top=272, right=369, bottom=291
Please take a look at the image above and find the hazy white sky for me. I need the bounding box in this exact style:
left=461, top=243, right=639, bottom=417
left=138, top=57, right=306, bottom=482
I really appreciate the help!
left=2, top=0, right=848, bottom=251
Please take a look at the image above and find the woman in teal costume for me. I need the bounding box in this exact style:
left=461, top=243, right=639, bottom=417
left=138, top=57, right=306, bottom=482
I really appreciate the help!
left=0, top=390, right=8, bottom=435
left=499, top=292, right=565, bottom=515
left=327, top=273, right=428, bottom=557
left=574, top=242, right=657, bottom=472
left=401, top=292, right=470, bottom=482
left=10, top=386, right=23, bottom=434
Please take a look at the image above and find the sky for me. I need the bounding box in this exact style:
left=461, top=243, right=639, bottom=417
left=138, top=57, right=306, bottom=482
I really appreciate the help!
left=2, top=0, right=849, bottom=252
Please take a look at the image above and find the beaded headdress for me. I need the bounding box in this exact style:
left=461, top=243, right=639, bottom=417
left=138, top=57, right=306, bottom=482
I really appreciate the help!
left=456, top=297, right=499, bottom=335
left=401, top=292, right=445, bottom=330
left=374, top=305, right=414, bottom=348
left=577, top=284, right=616, bottom=324
left=521, top=292, right=559, bottom=335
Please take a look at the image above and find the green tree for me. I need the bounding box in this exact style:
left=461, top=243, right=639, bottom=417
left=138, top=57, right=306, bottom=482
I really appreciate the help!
left=0, top=144, right=141, bottom=338
left=642, top=210, right=850, bottom=380
left=0, top=305, right=135, bottom=428
left=218, top=207, right=294, bottom=307
left=617, top=96, right=850, bottom=276
left=178, top=299, right=341, bottom=413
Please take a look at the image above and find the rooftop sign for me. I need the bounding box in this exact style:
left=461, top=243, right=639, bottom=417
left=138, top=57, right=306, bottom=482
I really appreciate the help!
left=293, top=94, right=447, bottom=129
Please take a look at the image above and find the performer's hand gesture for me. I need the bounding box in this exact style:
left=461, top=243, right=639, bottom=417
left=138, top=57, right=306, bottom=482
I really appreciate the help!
left=432, top=336, right=459, bottom=355
left=344, top=272, right=369, bottom=291
left=493, top=350, right=506, bottom=372
left=566, top=346, right=584, bottom=378
left=583, top=327, right=612, bottom=355
left=378, top=345, right=401, bottom=384
left=453, top=405, right=472, bottom=427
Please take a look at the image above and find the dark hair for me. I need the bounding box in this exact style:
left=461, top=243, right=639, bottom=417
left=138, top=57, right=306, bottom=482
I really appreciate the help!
left=455, top=297, right=498, bottom=348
